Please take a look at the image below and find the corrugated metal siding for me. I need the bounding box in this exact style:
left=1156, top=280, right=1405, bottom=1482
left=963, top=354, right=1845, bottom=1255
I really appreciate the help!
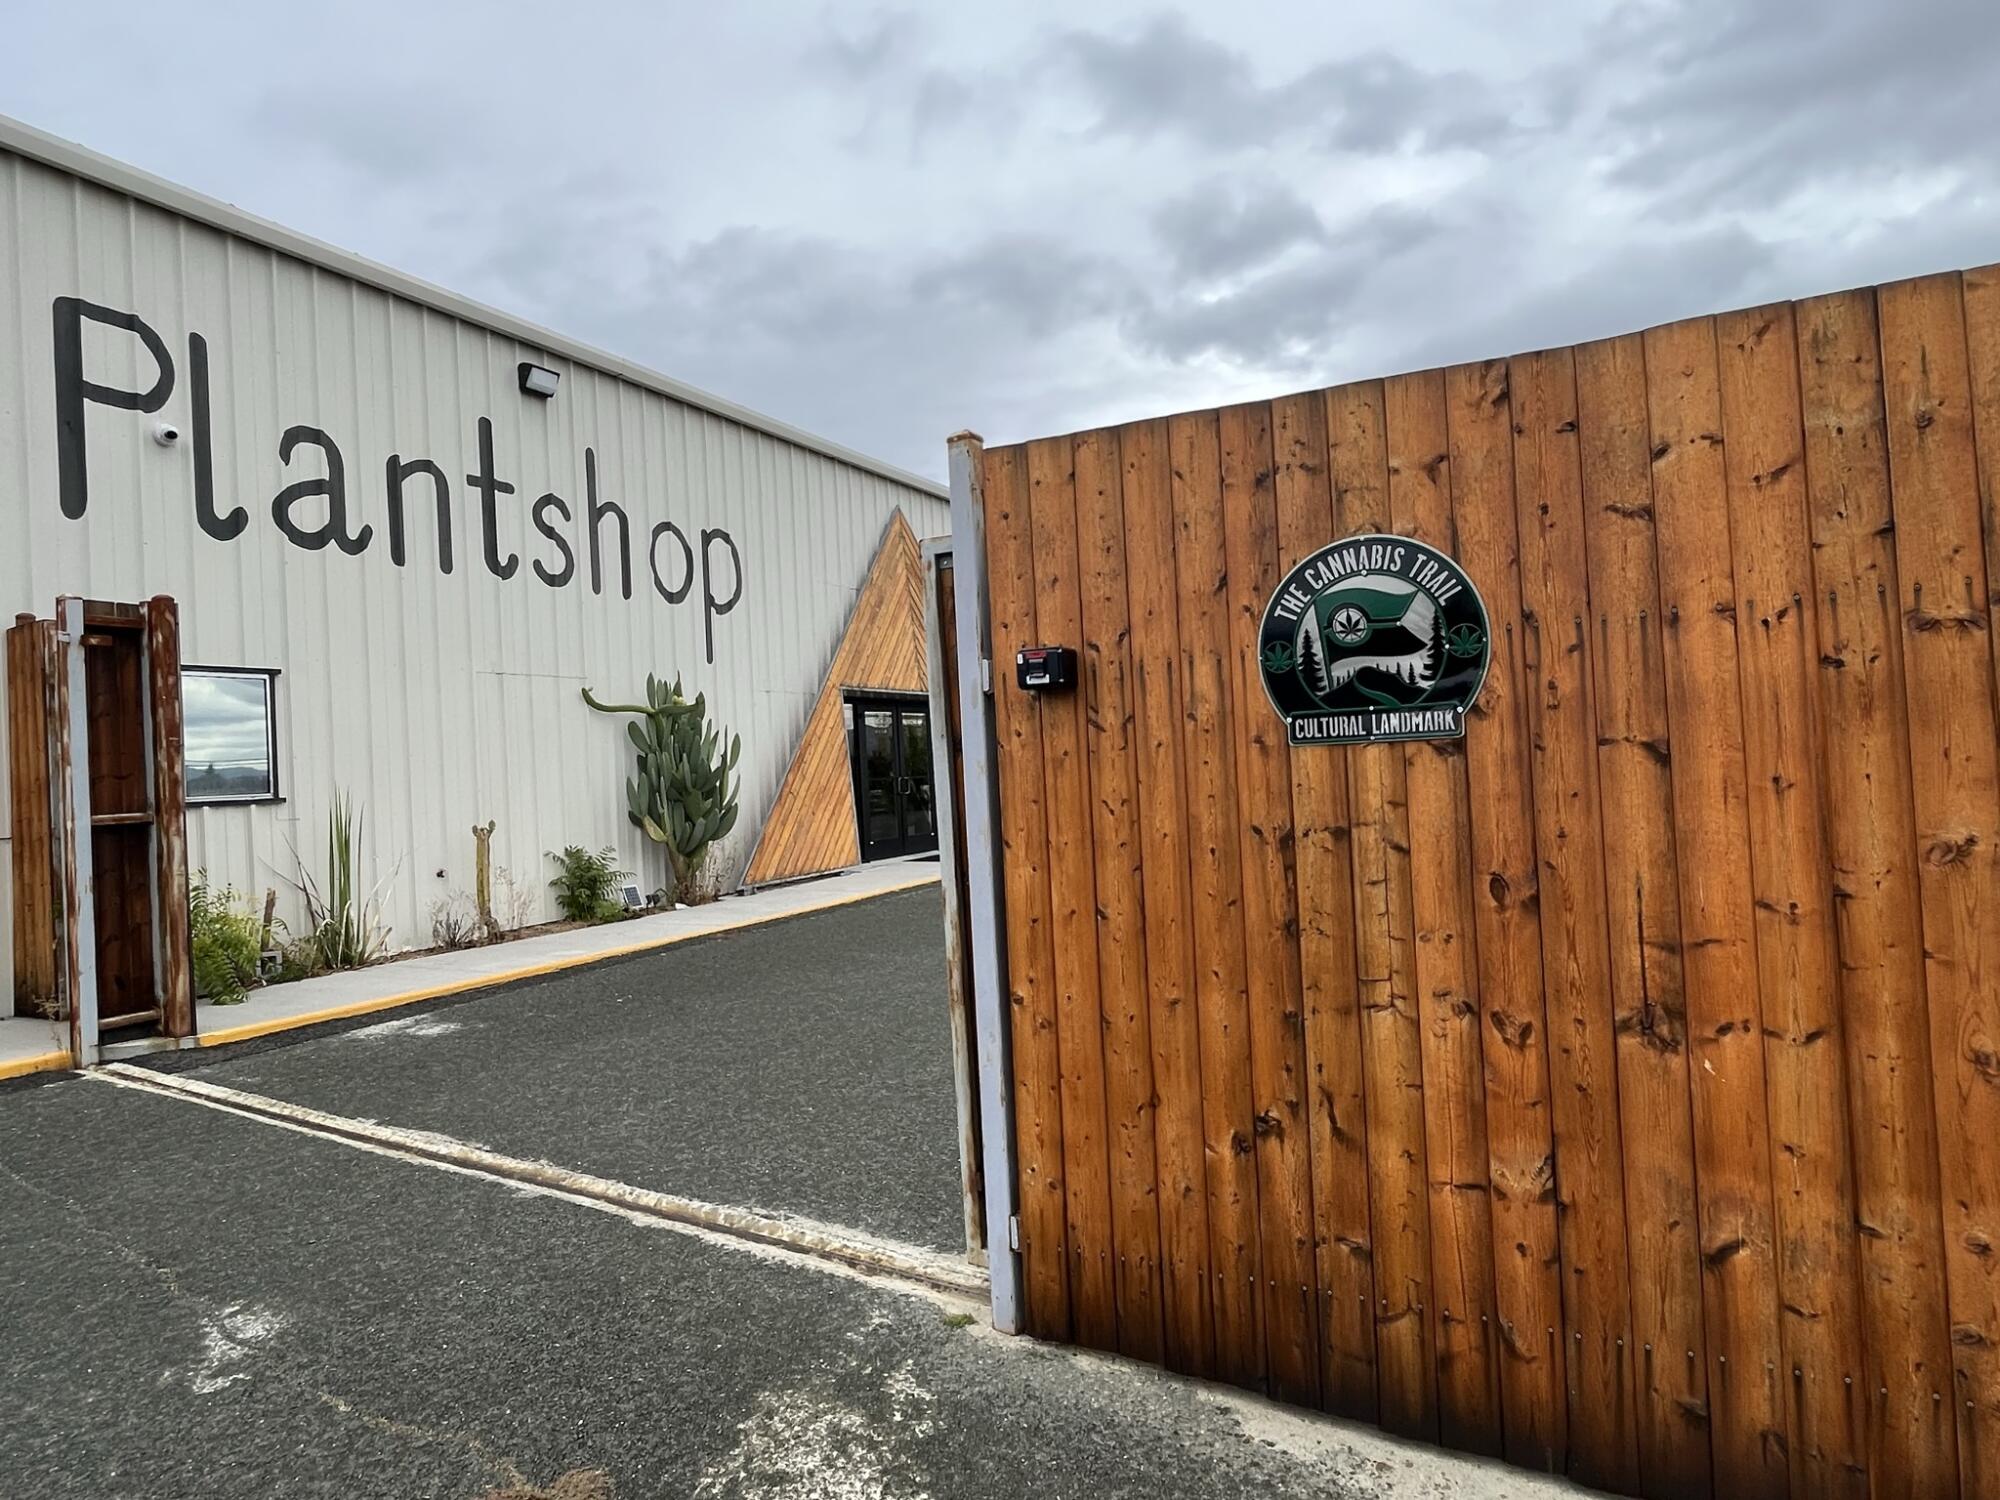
left=0, top=145, right=948, bottom=1001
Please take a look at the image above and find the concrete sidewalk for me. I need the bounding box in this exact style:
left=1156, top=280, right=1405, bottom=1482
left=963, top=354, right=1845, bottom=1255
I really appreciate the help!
left=0, top=857, right=940, bottom=1079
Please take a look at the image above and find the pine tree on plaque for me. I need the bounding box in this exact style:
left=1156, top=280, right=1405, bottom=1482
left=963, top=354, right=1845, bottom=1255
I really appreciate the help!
left=1425, top=608, right=1448, bottom=684
left=1297, top=628, right=1326, bottom=696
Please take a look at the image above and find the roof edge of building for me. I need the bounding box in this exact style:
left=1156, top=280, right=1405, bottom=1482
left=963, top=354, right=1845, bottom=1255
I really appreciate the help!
left=0, top=112, right=948, bottom=501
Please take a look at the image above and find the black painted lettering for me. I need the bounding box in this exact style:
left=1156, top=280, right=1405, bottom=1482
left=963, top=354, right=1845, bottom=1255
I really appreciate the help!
left=385, top=455, right=453, bottom=573
left=187, top=332, right=245, bottom=541
left=52, top=297, right=175, bottom=521
left=272, top=426, right=370, bottom=555
left=700, top=527, right=743, bottom=664
left=465, top=416, right=518, bottom=581
left=532, top=492, right=575, bottom=588
left=584, top=447, right=630, bottom=600
left=649, top=519, right=693, bottom=604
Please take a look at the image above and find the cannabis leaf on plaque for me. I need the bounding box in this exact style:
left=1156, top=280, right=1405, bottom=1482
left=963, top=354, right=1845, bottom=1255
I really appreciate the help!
left=1444, top=623, right=1486, bottom=659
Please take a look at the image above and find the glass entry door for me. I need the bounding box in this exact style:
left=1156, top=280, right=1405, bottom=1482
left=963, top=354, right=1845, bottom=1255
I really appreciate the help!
left=850, top=696, right=938, bottom=861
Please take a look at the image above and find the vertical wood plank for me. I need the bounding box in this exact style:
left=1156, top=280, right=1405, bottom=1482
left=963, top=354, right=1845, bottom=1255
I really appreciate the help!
left=1443, top=357, right=1569, bottom=1472
left=1168, top=409, right=1268, bottom=1389
left=1511, top=346, right=1643, bottom=1495
left=1327, top=379, right=1438, bottom=1440
left=1796, top=286, right=1960, bottom=1500
left=1385, top=368, right=1505, bottom=1457
left=1715, top=303, right=1868, bottom=1497
left=1878, top=272, right=2000, bottom=1493
left=1074, top=427, right=1168, bottom=1365
left=1217, top=400, right=1323, bottom=1407
left=1118, top=416, right=1217, bottom=1377
left=1025, top=435, right=1120, bottom=1352
left=147, top=596, right=193, bottom=1038
left=1965, top=263, right=2000, bottom=703
left=8, top=620, right=58, bottom=1019
left=1575, top=332, right=1714, bottom=1500
left=1270, top=390, right=1379, bottom=1422
left=1643, top=315, right=1792, bottom=1499
left=982, top=444, right=1072, bottom=1342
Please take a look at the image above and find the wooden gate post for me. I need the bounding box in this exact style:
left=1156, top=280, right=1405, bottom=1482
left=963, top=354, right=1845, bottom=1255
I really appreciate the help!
left=947, top=431, right=1023, bottom=1332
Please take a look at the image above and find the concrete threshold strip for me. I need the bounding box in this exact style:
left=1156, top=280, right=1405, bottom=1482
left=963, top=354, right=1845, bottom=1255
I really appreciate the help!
left=91, top=1063, right=987, bottom=1304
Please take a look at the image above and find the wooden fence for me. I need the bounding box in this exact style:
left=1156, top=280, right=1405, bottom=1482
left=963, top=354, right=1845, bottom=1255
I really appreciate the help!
left=967, top=266, right=2000, bottom=1500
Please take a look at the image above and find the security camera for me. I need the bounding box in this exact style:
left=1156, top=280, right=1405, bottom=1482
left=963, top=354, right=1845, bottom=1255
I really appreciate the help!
left=152, top=420, right=182, bottom=447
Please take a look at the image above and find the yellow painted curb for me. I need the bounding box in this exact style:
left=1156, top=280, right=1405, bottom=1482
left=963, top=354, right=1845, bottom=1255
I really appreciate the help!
left=197, top=870, right=940, bottom=1050
left=0, top=1048, right=72, bottom=1081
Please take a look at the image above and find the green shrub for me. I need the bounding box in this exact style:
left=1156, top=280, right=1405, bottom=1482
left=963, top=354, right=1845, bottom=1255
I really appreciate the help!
left=190, top=872, right=263, bottom=1005
left=547, top=844, right=630, bottom=923
left=295, top=791, right=394, bottom=970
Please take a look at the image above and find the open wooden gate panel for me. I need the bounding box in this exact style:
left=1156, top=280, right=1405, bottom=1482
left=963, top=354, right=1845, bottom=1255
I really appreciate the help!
left=8, top=595, right=192, bottom=1052
left=971, top=266, right=2000, bottom=1500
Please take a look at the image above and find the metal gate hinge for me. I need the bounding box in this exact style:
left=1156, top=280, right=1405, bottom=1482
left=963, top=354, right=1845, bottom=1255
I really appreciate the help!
left=980, top=657, right=993, bottom=695
left=1007, top=1214, right=1021, bottom=1251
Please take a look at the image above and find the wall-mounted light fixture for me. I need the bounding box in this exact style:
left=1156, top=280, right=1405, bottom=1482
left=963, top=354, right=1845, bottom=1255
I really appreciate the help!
left=518, top=361, right=560, bottom=398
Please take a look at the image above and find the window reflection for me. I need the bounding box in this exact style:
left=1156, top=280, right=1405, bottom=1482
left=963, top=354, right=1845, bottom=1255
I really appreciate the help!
left=183, top=670, right=276, bottom=802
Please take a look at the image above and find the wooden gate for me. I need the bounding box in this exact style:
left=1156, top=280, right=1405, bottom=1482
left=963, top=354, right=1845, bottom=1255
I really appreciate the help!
left=954, top=266, right=2000, bottom=1500
left=8, top=595, right=193, bottom=1062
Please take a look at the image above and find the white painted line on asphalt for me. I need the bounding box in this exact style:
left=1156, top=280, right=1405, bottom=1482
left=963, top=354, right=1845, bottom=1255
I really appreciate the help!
left=89, top=1064, right=989, bottom=1307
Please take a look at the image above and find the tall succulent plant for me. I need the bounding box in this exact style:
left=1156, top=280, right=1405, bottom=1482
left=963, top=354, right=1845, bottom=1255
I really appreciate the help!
left=582, top=674, right=741, bottom=901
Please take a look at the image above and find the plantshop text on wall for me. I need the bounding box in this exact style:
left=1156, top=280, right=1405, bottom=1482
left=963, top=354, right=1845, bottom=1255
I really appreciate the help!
left=53, top=296, right=746, bottom=664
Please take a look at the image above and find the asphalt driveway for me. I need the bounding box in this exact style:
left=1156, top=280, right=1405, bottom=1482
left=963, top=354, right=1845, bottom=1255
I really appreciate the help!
left=154, top=884, right=967, bottom=1252
left=0, top=884, right=1567, bottom=1499
left=0, top=1052, right=1547, bottom=1498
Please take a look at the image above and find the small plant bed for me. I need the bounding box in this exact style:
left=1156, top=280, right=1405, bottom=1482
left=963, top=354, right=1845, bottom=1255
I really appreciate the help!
left=198, top=885, right=736, bottom=1007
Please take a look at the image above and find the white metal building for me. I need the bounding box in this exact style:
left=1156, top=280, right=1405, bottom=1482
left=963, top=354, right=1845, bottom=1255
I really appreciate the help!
left=0, top=115, right=949, bottom=1010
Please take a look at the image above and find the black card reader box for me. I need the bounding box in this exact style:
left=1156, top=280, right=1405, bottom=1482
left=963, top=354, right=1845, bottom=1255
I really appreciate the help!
left=1015, top=645, right=1076, bottom=691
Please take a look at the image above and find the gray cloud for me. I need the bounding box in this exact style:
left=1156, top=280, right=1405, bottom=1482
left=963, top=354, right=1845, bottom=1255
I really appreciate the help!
left=1600, top=0, right=2000, bottom=204
left=1151, top=177, right=1329, bottom=277
left=1134, top=205, right=1444, bottom=368
left=1052, top=12, right=1529, bottom=154
left=1396, top=223, right=1782, bottom=373
left=811, top=9, right=920, bottom=82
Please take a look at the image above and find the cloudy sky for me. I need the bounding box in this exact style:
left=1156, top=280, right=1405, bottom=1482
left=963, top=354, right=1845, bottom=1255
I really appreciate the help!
left=5, top=1, right=1995, bottom=480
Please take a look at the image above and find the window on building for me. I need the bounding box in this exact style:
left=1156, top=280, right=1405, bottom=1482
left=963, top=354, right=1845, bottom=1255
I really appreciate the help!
left=183, top=668, right=280, bottom=803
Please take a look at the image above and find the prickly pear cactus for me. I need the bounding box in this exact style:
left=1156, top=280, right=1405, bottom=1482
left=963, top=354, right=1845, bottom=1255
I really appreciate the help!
left=581, top=674, right=741, bottom=901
